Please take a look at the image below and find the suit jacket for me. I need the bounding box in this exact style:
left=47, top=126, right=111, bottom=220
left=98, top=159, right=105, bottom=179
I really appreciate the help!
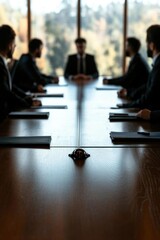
left=0, top=57, right=30, bottom=121
left=108, top=53, right=150, bottom=89
left=127, top=84, right=147, bottom=100
left=124, top=54, right=160, bottom=110
left=13, top=53, right=54, bottom=92
left=150, top=110, right=160, bottom=122
left=64, top=53, right=99, bottom=79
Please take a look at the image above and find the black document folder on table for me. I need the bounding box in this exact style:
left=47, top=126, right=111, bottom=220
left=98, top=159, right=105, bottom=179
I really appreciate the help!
left=109, top=113, right=139, bottom=121
left=34, top=93, right=64, bottom=98
left=31, top=105, right=67, bottom=109
left=0, top=136, right=51, bottom=148
left=96, top=85, right=121, bottom=90
left=9, top=112, right=49, bottom=119
left=110, top=131, right=160, bottom=142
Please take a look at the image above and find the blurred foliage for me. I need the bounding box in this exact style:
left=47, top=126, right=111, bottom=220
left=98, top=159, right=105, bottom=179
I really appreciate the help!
left=0, top=2, right=27, bottom=59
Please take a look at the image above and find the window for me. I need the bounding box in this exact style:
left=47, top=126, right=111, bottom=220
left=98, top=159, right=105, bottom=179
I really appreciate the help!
left=81, top=0, right=125, bottom=76
left=0, top=0, right=27, bottom=59
left=128, top=0, right=160, bottom=61
left=31, top=0, right=77, bottom=76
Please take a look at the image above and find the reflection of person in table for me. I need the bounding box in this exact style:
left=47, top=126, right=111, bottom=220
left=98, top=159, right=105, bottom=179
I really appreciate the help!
left=64, top=37, right=99, bottom=84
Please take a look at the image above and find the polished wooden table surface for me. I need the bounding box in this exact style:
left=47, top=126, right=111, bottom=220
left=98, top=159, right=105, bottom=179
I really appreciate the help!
left=0, top=78, right=160, bottom=240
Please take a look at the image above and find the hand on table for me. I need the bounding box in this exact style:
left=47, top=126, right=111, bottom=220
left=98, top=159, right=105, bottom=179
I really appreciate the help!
left=51, top=77, right=59, bottom=84
left=117, top=88, right=127, bottom=98
left=103, top=77, right=108, bottom=84
left=136, top=109, right=151, bottom=120
left=32, top=99, right=42, bottom=106
left=37, top=84, right=46, bottom=93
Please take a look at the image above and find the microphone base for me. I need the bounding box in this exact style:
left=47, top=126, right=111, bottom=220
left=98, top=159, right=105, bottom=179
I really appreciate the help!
left=69, top=148, right=90, bottom=161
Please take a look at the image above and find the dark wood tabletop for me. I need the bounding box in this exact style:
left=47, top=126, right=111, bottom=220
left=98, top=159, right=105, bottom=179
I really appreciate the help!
left=0, top=78, right=160, bottom=240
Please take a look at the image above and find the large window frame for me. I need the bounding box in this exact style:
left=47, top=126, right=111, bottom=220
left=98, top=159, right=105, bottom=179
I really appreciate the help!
left=27, top=0, right=128, bottom=74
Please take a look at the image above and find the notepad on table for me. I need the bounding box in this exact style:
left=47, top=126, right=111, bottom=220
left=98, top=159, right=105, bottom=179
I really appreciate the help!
left=31, top=105, right=68, bottom=109
left=34, top=93, right=64, bottom=98
left=110, top=131, right=160, bottom=142
left=109, top=112, right=139, bottom=121
left=96, top=85, right=121, bottom=90
left=9, top=112, right=50, bottom=119
left=0, top=136, right=51, bottom=148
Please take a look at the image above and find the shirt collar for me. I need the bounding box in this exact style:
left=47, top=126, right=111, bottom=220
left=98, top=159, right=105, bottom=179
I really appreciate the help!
left=77, top=54, right=86, bottom=59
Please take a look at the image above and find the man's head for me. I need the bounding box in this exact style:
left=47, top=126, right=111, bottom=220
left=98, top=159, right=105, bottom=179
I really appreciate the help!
left=125, top=37, right=141, bottom=57
left=0, top=24, right=16, bottom=58
left=146, top=24, right=160, bottom=58
left=75, top=38, right=86, bottom=55
left=29, top=38, right=43, bottom=58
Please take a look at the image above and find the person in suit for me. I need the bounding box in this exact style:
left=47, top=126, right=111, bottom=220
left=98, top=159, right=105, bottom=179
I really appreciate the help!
left=0, top=25, right=41, bottom=121
left=64, top=37, right=99, bottom=82
left=13, top=38, right=59, bottom=93
left=103, top=37, right=150, bottom=100
left=117, top=25, right=160, bottom=110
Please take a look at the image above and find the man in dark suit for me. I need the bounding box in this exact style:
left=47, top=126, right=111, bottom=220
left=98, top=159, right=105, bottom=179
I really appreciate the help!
left=64, top=38, right=99, bottom=82
left=13, top=38, right=59, bottom=93
left=117, top=25, right=160, bottom=110
left=103, top=37, right=150, bottom=99
left=0, top=25, right=41, bottom=121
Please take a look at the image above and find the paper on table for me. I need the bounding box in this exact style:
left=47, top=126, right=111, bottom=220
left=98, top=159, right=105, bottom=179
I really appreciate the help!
left=96, top=85, right=121, bottom=90
left=34, top=93, right=64, bottom=98
left=109, top=112, right=139, bottom=121
left=110, top=131, right=160, bottom=142
left=0, top=136, right=51, bottom=148
left=31, top=105, right=68, bottom=109
left=9, top=112, right=50, bottom=119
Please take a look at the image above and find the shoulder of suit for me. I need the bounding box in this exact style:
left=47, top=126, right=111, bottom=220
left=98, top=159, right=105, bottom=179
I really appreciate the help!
left=133, top=52, right=141, bottom=59
left=21, top=53, right=32, bottom=59
left=133, top=53, right=147, bottom=63
left=85, top=53, right=94, bottom=58
left=19, top=53, right=32, bottom=63
left=154, top=54, right=160, bottom=66
left=68, top=54, right=77, bottom=58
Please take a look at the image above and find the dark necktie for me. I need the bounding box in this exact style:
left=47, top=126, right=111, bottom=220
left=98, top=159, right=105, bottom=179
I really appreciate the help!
left=79, top=56, right=84, bottom=74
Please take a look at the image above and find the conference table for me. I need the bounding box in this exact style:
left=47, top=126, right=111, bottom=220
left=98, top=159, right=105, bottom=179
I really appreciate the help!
left=0, top=77, right=160, bottom=240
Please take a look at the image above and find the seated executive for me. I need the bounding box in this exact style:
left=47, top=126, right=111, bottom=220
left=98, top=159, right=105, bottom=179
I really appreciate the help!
left=0, top=25, right=41, bottom=121
left=103, top=37, right=150, bottom=100
left=64, top=37, right=99, bottom=81
left=117, top=25, right=160, bottom=110
left=13, top=38, right=58, bottom=93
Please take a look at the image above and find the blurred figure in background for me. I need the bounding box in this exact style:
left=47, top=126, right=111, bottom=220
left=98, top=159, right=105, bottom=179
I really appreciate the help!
left=13, top=38, right=59, bottom=93
left=103, top=37, right=150, bottom=100
left=0, top=25, right=41, bottom=122
left=64, top=37, right=99, bottom=82
left=117, top=25, right=160, bottom=110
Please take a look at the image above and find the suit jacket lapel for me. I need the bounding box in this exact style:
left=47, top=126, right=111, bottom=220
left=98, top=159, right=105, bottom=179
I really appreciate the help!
left=0, top=56, right=12, bottom=90
left=146, top=55, right=160, bottom=88
left=127, top=53, right=138, bottom=72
